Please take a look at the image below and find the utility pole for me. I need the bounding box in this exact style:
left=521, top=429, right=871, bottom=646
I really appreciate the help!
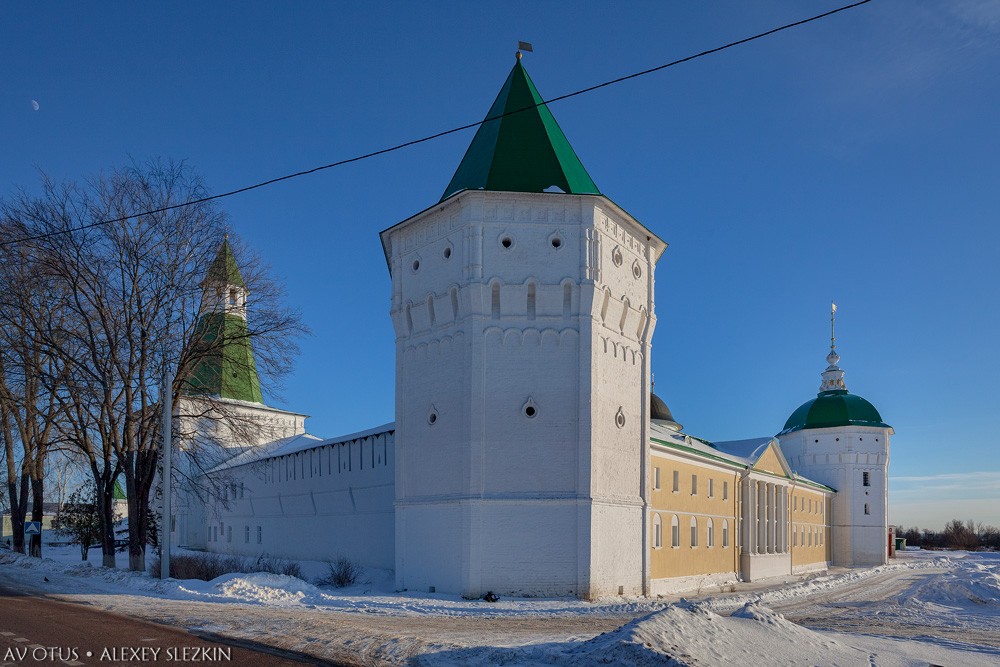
left=160, top=365, right=172, bottom=580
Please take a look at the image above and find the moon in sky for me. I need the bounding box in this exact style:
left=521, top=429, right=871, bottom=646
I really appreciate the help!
left=31, top=100, right=39, bottom=111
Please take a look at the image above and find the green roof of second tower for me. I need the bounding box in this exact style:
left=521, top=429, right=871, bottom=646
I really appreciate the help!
left=205, top=237, right=245, bottom=288
left=441, top=58, right=601, bottom=201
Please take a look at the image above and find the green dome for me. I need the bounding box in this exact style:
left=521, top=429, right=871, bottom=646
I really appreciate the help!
left=778, top=390, right=889, bottom=435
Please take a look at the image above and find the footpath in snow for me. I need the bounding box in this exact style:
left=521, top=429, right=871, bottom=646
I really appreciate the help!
left=1, top=547, right=999, bottom=666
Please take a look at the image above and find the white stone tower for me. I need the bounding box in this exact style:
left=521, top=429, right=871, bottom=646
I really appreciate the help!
left=380, top=55, right=666, bottom=599
left=777, top=307, right=892, bottom=566
left=173, top=237, right=306, bottom=550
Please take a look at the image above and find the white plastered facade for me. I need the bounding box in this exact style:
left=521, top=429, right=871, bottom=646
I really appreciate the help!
left=381, top=190, right=666, bottom=599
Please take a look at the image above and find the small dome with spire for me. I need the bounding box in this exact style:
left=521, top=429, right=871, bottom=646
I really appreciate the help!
left=779, top=308, right=889, bottom=435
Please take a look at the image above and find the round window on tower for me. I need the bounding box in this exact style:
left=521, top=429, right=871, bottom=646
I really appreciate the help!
left=499, top=235, right=514, bottom=249
left=427, top=410, right=438, bottom=425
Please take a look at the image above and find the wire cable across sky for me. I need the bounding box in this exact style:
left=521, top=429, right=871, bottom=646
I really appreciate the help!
left=0, top=0, right=873, bottom=247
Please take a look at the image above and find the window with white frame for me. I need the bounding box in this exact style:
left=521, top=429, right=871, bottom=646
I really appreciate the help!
left=690, top=517, right=698, bottom=547
left=691, top=474, right=698, bottom=496
left=722, top=520, right=729, bottom=547
left=723, top=480, right=729, bottom=500
left=707, top=518, right=715, bottom=547
left=653, top=514, right=662, bottom=548
left=672, top=470, right=679, bottom=493
left=654, top=467, right=661, bottom=490
left=671, top=515, right=680, bottom=547
left=708, top=478, right=714, bottom=498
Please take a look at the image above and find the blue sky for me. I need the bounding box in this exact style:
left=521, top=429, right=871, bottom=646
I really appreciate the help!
left=3, top=1, right=998, bottom=530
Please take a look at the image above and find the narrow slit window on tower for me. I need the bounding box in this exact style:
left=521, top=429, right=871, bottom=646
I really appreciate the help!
left=636, top=307, right=648, bottom=340
left=618, top=297, right=629, bottom=333
left=229, top=288, right=237, bottom=305
left=450, top=286, right=459, bottom=321
left=563, top=283, right=572, bottom=319
left=491, top=283, right=500, bottom=319
left=864, top=503, right=870, bottom=515
left=527, top=282, right=536, bottom=320
left=427, top=294, right=436, bottom=326
left=862, top=471, right=870, bottom=487
left=405, top=303, right=413, bottom=334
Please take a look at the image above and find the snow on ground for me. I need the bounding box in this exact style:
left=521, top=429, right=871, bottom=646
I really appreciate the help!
left=2, top=546, right=999, bottom=666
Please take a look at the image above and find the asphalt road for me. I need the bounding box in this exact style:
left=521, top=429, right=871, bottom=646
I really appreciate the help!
left=0, top=584, right=339, bottom=667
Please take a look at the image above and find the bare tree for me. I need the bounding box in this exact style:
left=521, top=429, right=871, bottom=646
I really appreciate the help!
left=0, top=230, right=68, bottom=557
left=45, top=448, right=88, bottom=515
left=2, top=159, right=304, bottom=570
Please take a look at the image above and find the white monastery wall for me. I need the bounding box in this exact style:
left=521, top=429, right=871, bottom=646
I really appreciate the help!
left=202, top=428, right=395, bottom=569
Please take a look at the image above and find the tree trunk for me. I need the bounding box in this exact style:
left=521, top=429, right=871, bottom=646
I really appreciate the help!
left=93, top=476, right=117, bottom=568
left=29, top=475, right=43, bottom=557
left=7, top=473, right=29, bottom=554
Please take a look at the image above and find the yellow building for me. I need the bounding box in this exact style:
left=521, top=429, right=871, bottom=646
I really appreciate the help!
left=647, top=394, right=833, bottom=594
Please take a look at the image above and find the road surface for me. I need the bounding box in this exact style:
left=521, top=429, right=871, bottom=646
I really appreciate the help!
left=0, top=583, right=337, bottom=666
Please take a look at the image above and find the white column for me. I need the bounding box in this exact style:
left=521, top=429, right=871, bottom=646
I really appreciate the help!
left=782, top=487, right=788, bottom=553
left=742, top=477, right=753, bottom=555
left=757, top=481, right=766, bottom=554
left=767, top=483, right=777, bottom=554
left=777, top=486, right=784, bottom=553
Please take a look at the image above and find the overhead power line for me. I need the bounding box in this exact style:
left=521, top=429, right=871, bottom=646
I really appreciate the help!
left=1, top=0, right=873, bottom=248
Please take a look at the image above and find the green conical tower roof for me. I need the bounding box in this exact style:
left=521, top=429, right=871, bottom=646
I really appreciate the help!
left=183, top=313, right=264, bottom=404
left=205, top=237, right=245, bottom=288
left=182, top=239, right=263, bottom=404
left=441, top=58, right=600, bottom=201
